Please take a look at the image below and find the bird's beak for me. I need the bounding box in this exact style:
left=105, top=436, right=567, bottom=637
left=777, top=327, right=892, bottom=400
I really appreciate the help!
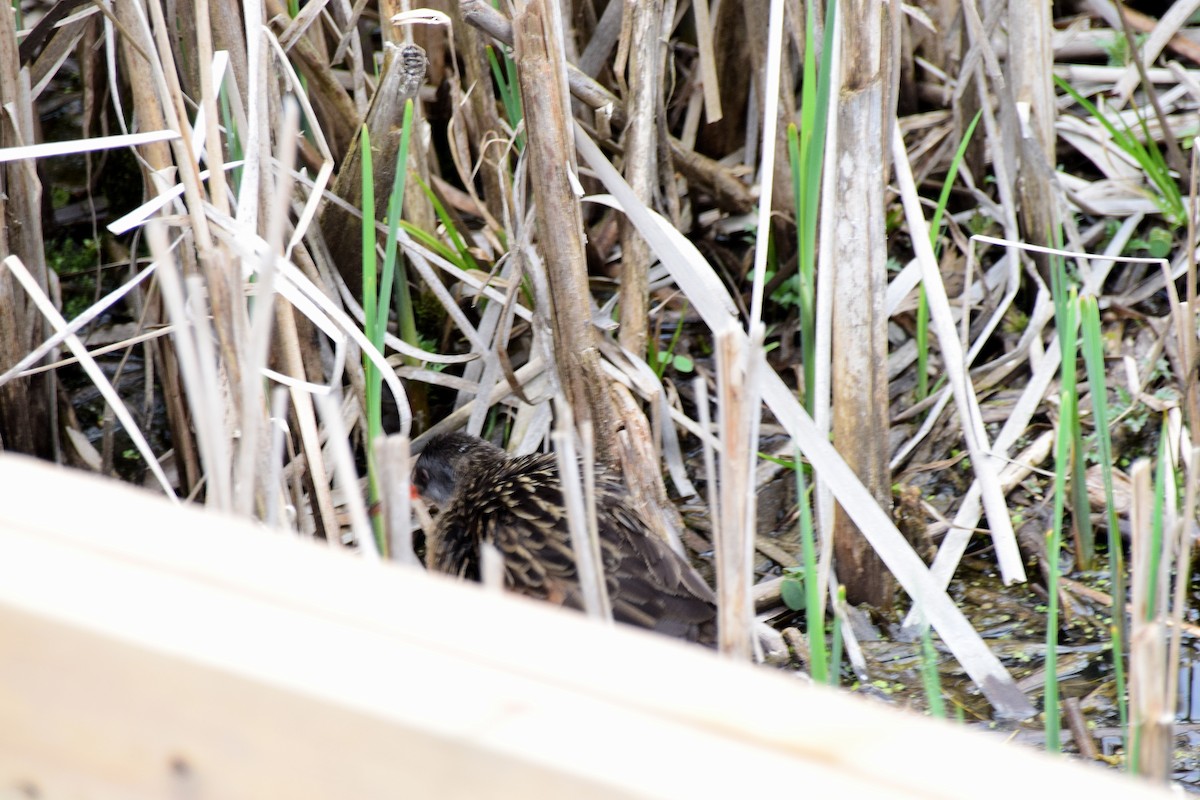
left=410, top=484, right=420, bottom=500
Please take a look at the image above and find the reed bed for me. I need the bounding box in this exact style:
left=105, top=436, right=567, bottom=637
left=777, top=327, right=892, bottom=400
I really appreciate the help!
left=2, top=0, right=1199, bottom=787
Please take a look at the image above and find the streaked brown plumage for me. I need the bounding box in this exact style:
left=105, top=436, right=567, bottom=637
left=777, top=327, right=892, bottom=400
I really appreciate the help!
left=412, top=432, right=717, bottom=644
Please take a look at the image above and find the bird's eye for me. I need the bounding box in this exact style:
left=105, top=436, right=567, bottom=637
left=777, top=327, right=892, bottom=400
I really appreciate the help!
left=413, top=466, right=428, bottom=489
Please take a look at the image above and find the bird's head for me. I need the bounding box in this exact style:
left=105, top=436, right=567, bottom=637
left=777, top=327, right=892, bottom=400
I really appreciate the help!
left=411, top=432, right=507, bottom=508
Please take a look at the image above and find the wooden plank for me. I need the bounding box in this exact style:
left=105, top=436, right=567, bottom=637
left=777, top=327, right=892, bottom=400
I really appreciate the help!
left=0, top=455, right=1172, bottom=798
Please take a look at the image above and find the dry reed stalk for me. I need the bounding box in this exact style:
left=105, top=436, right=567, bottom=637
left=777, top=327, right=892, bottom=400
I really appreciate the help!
left=448, top=1, right=510, bottom=231
left=576, top=122, right=1034, bottom=718
left=458, top=0, right=755, bottom=214
left=715, top=325, right=761, bottom=659
left=746, top=0, right=786, bottom=326
left=827, top=0, right=896, bottom=608
left=1185, top=140, right=1200, bottom=434
left=125, top=11, right=238, bottom=503
left=512, top=0, right=619, bottom=456
left=2, top=253, right=174, bottom=496
left=957, top=1, right=1024, bottom=251
left=553, top=421, right=612, bottom=622
left=1102, top=2, right=1189, bottom=180
left=616, top=0, right=661, bottom=358
left=264, top=0, right=356, bottom=157
left=118, top=1, right=386, bottom=542
left=610, top=381, right=688, bottom=555
left=577, top=0, right=621, bottom=77
left=1128, top=459, right=1171, bottom=780
left=1164, top=446, right=1200, bottom=724
left=320, top=44, right=427, bottom=299
left=315, top=392, right=376, bottom=558
left=498, top=0, right=692, bottom=556
left=1007, top=0, right=1060, bottom=259
left=691, top=0, right=723, bottom=124
left=263, top=386, right=291, bottom=527
left=1106, top=0, right=1200, bottom=70
left=145, top=0, right=248, bottom=428
left=193, top=0, right=229, bottom=221
left=236, top=95, right=296, bottom=515
left=740, top=0, right=796, bottom=222
left=0, top=2, right=53, bottom=457
left=1064, top=696, right=1101, bottom=761
left=893, top=127, right=1025, bottom=585
left=266, top=251, right=342, bottom=540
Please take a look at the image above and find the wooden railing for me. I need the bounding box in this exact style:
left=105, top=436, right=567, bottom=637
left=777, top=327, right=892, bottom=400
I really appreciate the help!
left=0, top=454, right=1172, bottom=799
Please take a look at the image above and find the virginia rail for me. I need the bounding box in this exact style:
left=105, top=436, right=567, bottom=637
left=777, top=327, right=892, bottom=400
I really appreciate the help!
left=412, top=432, right=717, bottom=644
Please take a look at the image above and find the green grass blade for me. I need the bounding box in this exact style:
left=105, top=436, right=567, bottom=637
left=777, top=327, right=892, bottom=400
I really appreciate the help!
left=219, top=85, right=243, bottom=193
left=916, top=109, right=982, bottom=401
left=916, top=287, right=929, bottom=399
left=920, top=622, right=946, bottom=719
left=358, top=125, right=386, bottom=554
left=377, top=100, right=418, bottom=357
left=1070, top=415, right=1096, bottom=569
left=795, top=457, right=828, bottom=683
left=397, top=221, right=465, bottom=268
left=1079, top=295, right=1128, bottom=744
left=829, top=585, right=845, bottom=686
left=1149, top=425, right=1169, bottom=621
left=928, top=110, right=982, bottom=249
left=652, top=300, right=691, bottom=379
left=360, top=125, right=379, bottom=440
left=486, top=44, right=525, bottom=151
left=1046, top=270, right=1080, bottom=754
left=786, top=123, right=812, bottom=410
left=414, top=174, right=482, bottom=274
left=1054, top=75, right=1184, bottom=225
left=788, top=0, right=836, bottom=414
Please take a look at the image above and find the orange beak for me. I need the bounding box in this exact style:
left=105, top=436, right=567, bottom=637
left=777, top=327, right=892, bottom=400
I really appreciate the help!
left=410, top=484, right=420, bottom=500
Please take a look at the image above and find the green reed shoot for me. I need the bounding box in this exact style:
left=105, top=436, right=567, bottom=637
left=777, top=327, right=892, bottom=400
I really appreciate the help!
left=1079, top=295, right=1129, bottom=744
left=1129, top=432, right=1172, bottom=776
left=219, top=87, right=243, bottom=193
left=361, top=126, right=378, bottom=436
left=830, top=585, right=845, bottom=684
left=1046, top=262, right=1080, bottom=753
left=361, top=100, right=416, bottom=555
left=794, top=455, right=828, bottom=684
left=786, top=0, right=835, bottom=414
left=486, top=44, right=525, bottom=152
left=1055, top=76, right=1185, bottom=227
left=413, top=174, right=482, bottom=274
left=1149, top=425, right=1170, bottom=620
left=917, top=110, right=983, bottom=400
left=920, top=621, right=946, bottom=719
left=377, top=101, right=418, bottom=365
left=649, top=300, right=692, bottom=379
left=398, top=220, right=465, bottom=269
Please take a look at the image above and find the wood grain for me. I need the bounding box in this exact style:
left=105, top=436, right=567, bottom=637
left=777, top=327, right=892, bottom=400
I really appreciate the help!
left=0, top=455, right=1174, bottom=799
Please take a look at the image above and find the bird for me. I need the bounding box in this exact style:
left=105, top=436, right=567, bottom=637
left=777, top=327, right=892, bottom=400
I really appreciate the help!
left=412, top=431, right=717, bottom=645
